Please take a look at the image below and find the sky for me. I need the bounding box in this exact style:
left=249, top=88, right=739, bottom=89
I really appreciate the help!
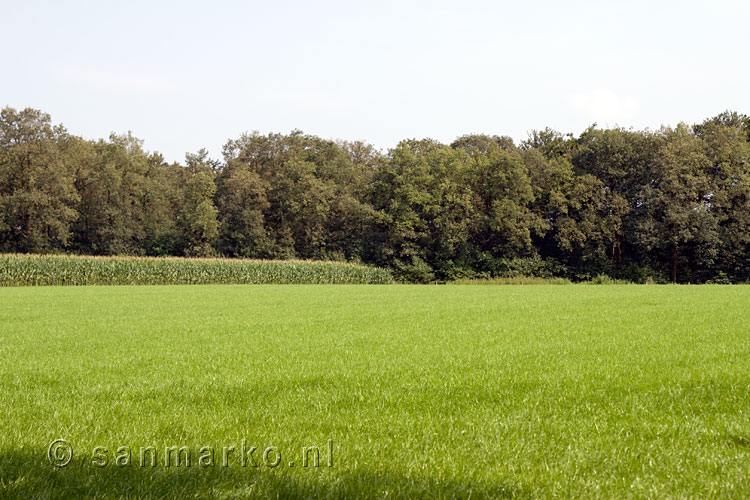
left=1, top=0, right=748, bottom=163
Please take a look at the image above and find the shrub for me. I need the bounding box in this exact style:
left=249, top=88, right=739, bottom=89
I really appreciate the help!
left=450, top=276, right=572, bottom=285
left=474, top=253, right=566, bottom=279
left=705, top=271, right=732, bottom=284
left=587, top=274, right=632, bottom=285
left=393, top=256, right=435, bottom=283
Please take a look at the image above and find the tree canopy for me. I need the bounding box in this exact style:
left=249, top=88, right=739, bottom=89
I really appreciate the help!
left=2, top=106, right=749, bottom=283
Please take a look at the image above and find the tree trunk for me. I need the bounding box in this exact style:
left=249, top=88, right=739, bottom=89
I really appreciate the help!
left=671, top=245, right=678, bottom=283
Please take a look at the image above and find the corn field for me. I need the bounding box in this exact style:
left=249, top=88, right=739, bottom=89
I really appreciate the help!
left=0, top=254, right=394, bottom=286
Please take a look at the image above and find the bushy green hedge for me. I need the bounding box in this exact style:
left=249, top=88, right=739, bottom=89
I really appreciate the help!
left=0, top=254, right=393, bottom=286
left=449, top=276, right=572, bottom=285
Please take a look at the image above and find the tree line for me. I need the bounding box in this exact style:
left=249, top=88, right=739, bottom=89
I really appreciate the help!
left=1, top=106, right=749, bottom=283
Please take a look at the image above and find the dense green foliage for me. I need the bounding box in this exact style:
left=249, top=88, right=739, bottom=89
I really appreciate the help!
left=2, top=285, right=750, bottom=499
left=2, top=107, right=749, bottom=282
left=449, top=276, right=572, bottom=285
left=0, top=254, right=392, bottom=286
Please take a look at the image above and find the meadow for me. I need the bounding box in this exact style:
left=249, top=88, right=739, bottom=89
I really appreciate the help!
left=1, top=284, right=750, bottom=499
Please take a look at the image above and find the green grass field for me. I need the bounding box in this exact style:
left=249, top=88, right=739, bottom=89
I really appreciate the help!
left=2, top=285, right=750, bottom=499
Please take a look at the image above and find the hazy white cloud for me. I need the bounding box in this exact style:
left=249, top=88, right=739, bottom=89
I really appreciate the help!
left=59, top=67, right=175, bottom=91
left=568, top=89, right=639, bottom=124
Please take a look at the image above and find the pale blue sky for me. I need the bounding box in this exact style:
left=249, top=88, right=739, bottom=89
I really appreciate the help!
left=2, top=0, right=748, bottom=162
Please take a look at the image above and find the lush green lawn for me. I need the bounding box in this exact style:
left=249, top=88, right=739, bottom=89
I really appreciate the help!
left=1, top=285, right=749, bottom=499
